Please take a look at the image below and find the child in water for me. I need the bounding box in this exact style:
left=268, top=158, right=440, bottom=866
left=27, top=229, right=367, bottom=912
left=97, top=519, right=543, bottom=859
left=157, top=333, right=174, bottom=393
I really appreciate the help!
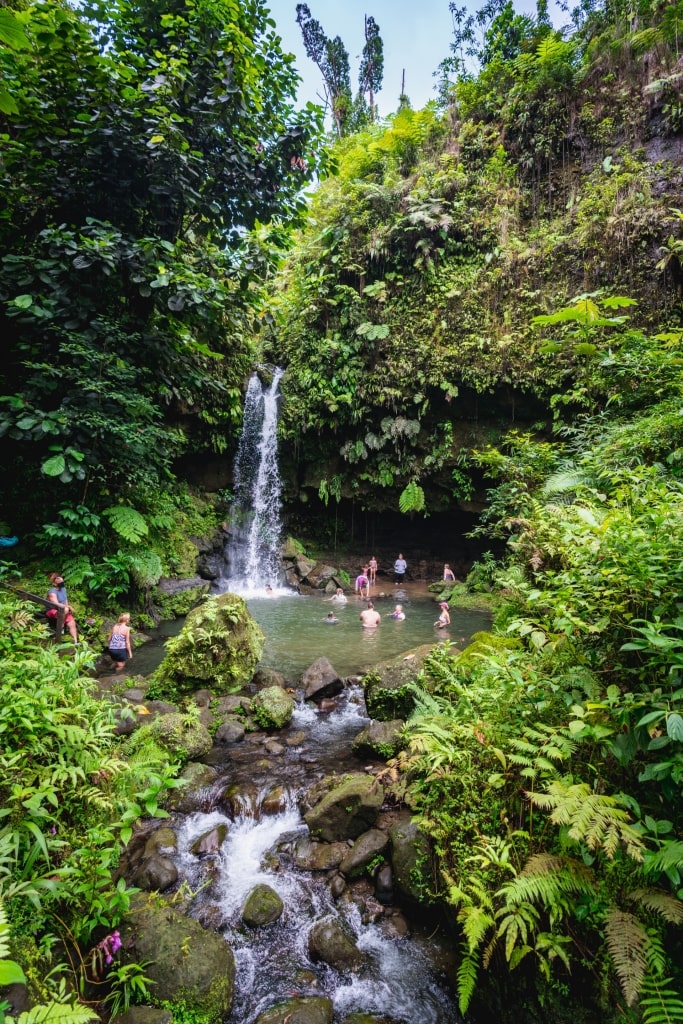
left=434, top=602, right=451, bottom=628
left=325, top=611, right=339, bottom=624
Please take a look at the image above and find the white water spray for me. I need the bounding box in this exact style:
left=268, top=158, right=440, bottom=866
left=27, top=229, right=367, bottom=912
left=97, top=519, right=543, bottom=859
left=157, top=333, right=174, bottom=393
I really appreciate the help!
left=226, top=369, right=285, bottom=590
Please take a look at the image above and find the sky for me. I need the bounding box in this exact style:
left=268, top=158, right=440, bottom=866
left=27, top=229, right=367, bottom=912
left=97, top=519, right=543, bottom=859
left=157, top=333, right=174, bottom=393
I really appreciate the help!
left=266, top=0, right=459, bottom=117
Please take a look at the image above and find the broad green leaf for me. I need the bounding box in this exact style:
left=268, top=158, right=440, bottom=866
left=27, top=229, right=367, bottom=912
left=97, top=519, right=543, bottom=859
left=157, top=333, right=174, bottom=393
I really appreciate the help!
left=41, top=455, right=66, bottom=477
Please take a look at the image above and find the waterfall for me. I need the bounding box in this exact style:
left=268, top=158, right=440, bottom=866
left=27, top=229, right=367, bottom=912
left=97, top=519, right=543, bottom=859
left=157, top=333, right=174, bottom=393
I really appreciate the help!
left=225, top=368, right=285, bottom=591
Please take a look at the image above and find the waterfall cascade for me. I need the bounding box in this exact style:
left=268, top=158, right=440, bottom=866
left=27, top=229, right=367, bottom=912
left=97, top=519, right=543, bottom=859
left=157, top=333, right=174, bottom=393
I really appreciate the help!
left=224, top=369, right=285, bottom=591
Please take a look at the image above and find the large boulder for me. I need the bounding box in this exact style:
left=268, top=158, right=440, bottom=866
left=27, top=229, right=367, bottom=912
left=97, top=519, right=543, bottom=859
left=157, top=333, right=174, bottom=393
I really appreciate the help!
left=304, top=774, right=384, bottom=842
left=251, top=686, right=295, bottom=729
left=308, top=917, right=364, bottom=971
left=362, top=645, right=434, bottom=721
left=241, top=883, right=284, bottom=927
left=148, top=712, right=212, bottom=760
left=351, top=720, right=404, bottom=760
left=120, top=895, right=235, bottom=1023
left=291, top=836, right=349, bottom=871
left=151, top=593, right=264, bottom=696
left=167, top=762, right=217, bottom=814
left=389, top=812, right=433, bottom=904
left=255, top=997, right=334, bottom=1024
left=302, top=657, right=344, bottom=701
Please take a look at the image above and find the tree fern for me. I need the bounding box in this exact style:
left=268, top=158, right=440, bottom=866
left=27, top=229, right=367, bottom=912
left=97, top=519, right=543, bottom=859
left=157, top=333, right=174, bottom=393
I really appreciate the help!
left=102, top=505, right=149, bottom=544
left=628, top=888, right=683, bottom=924
left=605, top=908, right=649, bottom=1006
left=456, top=945, right=479, bottom=1015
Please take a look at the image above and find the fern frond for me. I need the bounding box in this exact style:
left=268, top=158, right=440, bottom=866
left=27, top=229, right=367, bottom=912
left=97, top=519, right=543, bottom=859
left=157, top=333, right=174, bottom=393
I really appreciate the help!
left=499, top=853, right=594, bottom=909
left=9, top=1003, right=98, bottom=1024
left=605, top=908, right=648, bottom=1006
left=459, top=905, right=495, bottom=953
left=529, top=782, right=644, bottom=860
left=456, top=946, right=479, bottom=1015
left=640, top=974, right=683, bottom=1024
left=628, top=888, right=683, bottom=925
left=102, top=505, right=149, bottom=544
left=644, top=841, right=683, bottom=877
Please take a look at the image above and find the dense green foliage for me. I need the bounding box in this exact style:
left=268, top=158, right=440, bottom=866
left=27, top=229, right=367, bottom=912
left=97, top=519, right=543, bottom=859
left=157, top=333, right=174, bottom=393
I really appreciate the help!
left=0, top=0, right=325, bottom=567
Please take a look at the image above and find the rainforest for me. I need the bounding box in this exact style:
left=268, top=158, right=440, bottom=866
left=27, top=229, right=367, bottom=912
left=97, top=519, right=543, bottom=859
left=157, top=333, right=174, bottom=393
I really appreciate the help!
left=1, top=0, right=683, bottom=1022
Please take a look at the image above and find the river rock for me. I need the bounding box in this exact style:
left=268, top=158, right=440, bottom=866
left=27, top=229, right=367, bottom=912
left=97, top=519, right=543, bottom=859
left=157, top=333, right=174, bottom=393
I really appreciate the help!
left=144, top=826, right=178, bottom=858
left=261, top=785, right=288, bottom=814
left=375, top=863, right=393, bottom=904
left=291, top=836, right=349, bottom=871
left=214, top=694, right=246, bottom=714
left=190, top=823, right=228, bottom=856
left=308, top=917, right=364, bottom=971
left=362, top=645, right=435, bottom=721
left=285, top=729, right=306, bottom=747
left=301, top=657, right=344, bottom=700
left=167, top=762, right=217, bottom=813
left=148, top=712, right=213, bottom=759
left=252, top=667, right=287, bottom=690
left=241, top=883, right=284, bottom=927
left=194, top=688, right=213, bottom=707
left=112, top=1008, right=173, bottom=1024
left=123, top=687, right=147, bottom=703
left=134, top=854, right=178, bottom=892
left=351, top=720, right=405, bottom=760
left=389, top=812, right=432, bottom=903
left=380, top=912, right=410, bottom=939
left=304, top=773, right=384, bottom=842
left=121, top=894, right=235, bottom=1022
left=330, top=873, right=346, bottom=898
left=251, top=686, right=295, bottom=729
left=150, top=592, right=265, bottom=696
left=265, top=738, right=286, bottom=755
left=339, top=828, right=389, bottom=877
left=255, top=997, right=334, bottom=1024
left=221, top=781, right=260, bottom=817
left=215, top=719, right=246, bottom=744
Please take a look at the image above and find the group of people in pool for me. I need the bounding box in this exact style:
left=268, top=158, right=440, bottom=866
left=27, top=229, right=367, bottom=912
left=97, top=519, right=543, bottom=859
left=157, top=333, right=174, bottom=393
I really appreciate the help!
left=322, top=557, right=456, bottom=629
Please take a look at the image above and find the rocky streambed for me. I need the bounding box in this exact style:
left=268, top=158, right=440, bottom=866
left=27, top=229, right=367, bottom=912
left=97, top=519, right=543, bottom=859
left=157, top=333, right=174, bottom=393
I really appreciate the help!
left=104, top=594, right=466, bottom=1024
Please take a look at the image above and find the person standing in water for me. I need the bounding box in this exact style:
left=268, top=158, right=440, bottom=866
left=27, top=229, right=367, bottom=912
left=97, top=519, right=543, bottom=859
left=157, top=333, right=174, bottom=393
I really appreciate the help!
left=360, top=601, right=381, bottom=627
left=434, top=602, right=451, bottom=628
left=107, top=612, right=133, bottom=671
left=443, top=563, right=456, bottom=582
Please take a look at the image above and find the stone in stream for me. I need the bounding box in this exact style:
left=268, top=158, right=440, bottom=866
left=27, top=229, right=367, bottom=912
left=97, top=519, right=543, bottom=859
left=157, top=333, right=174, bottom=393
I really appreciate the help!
left=375, top=863, right=394, bottom=905
left=111, top=1008, right=173, bottom=1024
left=303, top=773, right=385, bottom=842
left=361, top=645, right=435, bottom=721
left=308, top=917, right=364, bottom=971
left=190, top=823, right=228, bottom=856
left=241, top=883, right=284, bottom=927
left=255, top=996, right=334, bottom=1024
left=251, top=685, right=295, bottom=729
left=214, top=718, right=246, bottom=745
left=120, top=894, right=235, bottom=1022
left=252, top=666, right=287, bottom=690
left=388, top=811, right=433, bottom=904
left=351, top=720, right=405, bottom=761
left=301, top=656, right=344, bottom=701
left=339, top=828, right=389, bottom=877
left=167, top=762, right=218, bottom=814
left=291, top=836, right=349, bottom=871
left=261, top=784, right=288, bottom=815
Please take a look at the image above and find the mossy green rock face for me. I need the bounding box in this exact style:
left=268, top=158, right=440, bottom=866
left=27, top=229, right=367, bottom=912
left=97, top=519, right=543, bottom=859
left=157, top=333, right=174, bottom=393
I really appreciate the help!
left=251, top=685, right=294, bottom=729
left=242, top=883, right=284, bottom=927
left=148, top=712, right=212, bottom=759
left=121, top=895, right=235, bottom=1023
left=389, top=812, right=433, bottom=904
left=255, top=997, right=334, bottom=1024
left=152, top=593, right=264, bottom=696
left=304, top=773, right=384, bottom=842
left=351, top=720, right=404, bottom=760
left=362, top=645, right=434, bottom=721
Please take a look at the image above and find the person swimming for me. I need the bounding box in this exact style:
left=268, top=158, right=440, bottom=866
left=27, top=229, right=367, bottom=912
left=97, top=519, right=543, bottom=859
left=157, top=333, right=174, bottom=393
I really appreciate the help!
left=391, top=603, right=405, bottom=620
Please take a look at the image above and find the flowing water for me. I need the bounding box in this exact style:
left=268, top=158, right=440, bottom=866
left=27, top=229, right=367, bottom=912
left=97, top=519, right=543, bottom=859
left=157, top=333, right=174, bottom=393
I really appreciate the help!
left=225, top=369, right=285, bottom=589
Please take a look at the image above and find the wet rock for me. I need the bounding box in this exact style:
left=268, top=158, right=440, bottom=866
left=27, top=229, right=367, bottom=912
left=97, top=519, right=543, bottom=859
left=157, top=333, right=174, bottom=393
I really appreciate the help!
left=150, top=593, right=265, bottom=697
left=190, top=823, right=228, bottom=856
left=134, top=854, right=178, bottom=892
left=265, top=739, right=286, bottom=755
left=308, top=917, right=364, bottom=971
left=144, top=699, right=179, bottom=717
left=144, top=827, right=178, bottom=858
left=329, top=873, right=346, bottom=899
left=123, top=687, right=147, bottom=703
left=261, top=785, right=288, bottom=815
left=215, top=719, right=246, bottom=745
left=241, top=883, right=284, bottom=927
left=380, top=912, right=410, bottom=940
left=221, top=781, right=260, bottom=818
left=121, top=894, right=235, bottom=1022
left=252, top=667, right=287, bottom=690
left=214, top=694, right=245, bottom=714
left=251, top=686, right=294, bottom=729
left=255, top=996, right=334, bottom=1024
left=198, top=706, right=214, bottom=730
left=304, top=773, right=385, bottom=842
left=112, top=1007, right=173, bottom=1024
left=194, top=688, right=213, bottom=707
left=291, top=836, right=349, bottom=871
left=375, top=863, right=393, bottom=905
left=317, top=698, right=339, bottom=713
left=339, top=1015, right=396, bottom=1024
left=285, top=730, right=306, bottom=747
left=339, top=829, right=389, bottom=877
left=362, top=645, right=435, bottom=721
left=389, top=812, right=432, bottom=904
left=302, top=657, right=344, bottom=701
left=148, top=712, right=213, bottom=760
left=351, top=720, right=405, bottom=761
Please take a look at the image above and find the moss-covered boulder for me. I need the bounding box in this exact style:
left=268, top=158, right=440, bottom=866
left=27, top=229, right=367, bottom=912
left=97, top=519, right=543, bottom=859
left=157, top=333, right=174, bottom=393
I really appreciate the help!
left=251, top=685, right=294, bottom=729
left=151, top=593, right=264, bottom=696
left=148, top=713, right=212, bottom=760
left=308, top=917, right=364, bottom=971
left=304, top=773, right=384, bottom=842
left=120, top=894, right=235, bottom=1023
left=351, top=720, right=404, bottom=760
left=389, top=812, right=433, bottom=904
left=241, top=883, right=284, bottom=927
left=362, top=645, right=434, bottom=721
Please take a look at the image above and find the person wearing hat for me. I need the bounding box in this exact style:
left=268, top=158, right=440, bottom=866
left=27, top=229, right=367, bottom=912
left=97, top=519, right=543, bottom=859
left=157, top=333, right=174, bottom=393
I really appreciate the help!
left=434, top=601, right=450, bottom=629
left=45, top=573, right=78, bottom=642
